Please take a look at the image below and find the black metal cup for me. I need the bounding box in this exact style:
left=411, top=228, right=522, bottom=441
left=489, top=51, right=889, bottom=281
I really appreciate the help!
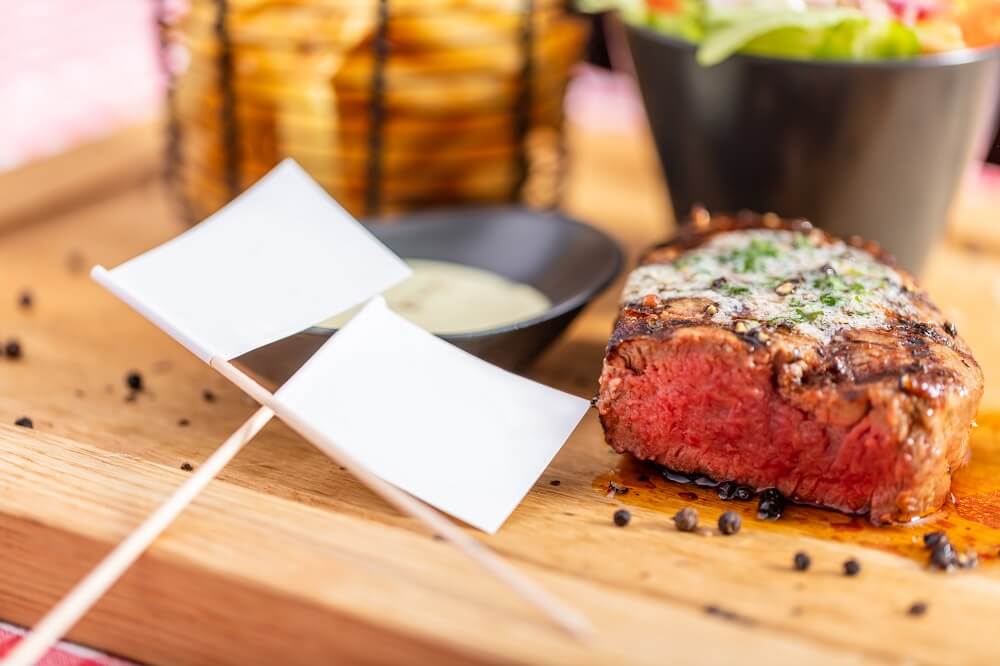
left=624, top=22, right=1000, bottom=272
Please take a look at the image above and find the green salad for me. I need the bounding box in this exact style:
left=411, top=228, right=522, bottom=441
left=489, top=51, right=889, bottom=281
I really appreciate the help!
left=583, top=0, right=984, bottom=65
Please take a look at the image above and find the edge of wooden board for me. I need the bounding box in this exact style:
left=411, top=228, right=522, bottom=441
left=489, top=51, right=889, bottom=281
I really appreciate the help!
left=0, top=122, right=163, bottom=233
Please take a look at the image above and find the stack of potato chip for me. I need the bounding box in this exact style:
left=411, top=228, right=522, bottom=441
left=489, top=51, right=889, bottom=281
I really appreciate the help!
left=167, top=0, right=587, bottom=220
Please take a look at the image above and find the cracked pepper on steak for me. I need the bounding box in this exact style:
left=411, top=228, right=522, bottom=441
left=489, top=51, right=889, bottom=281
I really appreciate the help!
left=597, top=213, right=983, bottom=524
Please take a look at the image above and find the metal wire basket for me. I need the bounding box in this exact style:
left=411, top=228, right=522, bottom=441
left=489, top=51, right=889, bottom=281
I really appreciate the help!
left=156, top=0, right=587, bottom=222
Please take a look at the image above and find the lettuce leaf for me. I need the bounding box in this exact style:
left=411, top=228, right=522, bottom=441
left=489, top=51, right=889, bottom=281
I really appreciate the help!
left=815, top=18, right=921, bottom=59
left=693, top=8, right=921, bottom=64
left=696, top=8, right=863, bottom=65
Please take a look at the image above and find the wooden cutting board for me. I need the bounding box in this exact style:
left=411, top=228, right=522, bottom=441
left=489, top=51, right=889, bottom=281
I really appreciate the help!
left=1, top=123, right=1000, bottom=666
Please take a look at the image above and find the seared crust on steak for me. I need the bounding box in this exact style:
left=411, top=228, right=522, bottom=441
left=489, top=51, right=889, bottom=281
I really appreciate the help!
left=597, top=212, right=983, bottom=523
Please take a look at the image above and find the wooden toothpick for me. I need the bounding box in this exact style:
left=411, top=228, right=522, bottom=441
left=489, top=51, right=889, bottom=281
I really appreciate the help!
left=1, top=407, right=276, bottom=666
left=4, top=359, right=591, bottom=666
left=209, top=357, right=593, bottom=641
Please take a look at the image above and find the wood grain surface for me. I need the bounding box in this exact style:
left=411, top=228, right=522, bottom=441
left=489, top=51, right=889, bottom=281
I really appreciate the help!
left=0, top=123, right=999, bottom=665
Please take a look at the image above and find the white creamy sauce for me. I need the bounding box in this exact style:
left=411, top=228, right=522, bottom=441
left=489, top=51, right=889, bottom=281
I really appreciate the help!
left=319, top=259, right=552, bottom=334
left=622, top=229, right=919, bottom=343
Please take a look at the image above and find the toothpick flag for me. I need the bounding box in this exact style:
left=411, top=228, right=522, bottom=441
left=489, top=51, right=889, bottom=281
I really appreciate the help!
left=70, top=159, right=594, bottom=649
left=94, top=158, right=589, bottom=532
left=93, top=158, right=411, bottom=361
left=275, top=297, right=590, bottom=533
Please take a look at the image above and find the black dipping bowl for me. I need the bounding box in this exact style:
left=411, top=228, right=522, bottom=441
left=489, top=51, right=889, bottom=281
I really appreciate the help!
left=238, top=207, right=623, bottom=384
left=625, top=22, right=1000, bottom=272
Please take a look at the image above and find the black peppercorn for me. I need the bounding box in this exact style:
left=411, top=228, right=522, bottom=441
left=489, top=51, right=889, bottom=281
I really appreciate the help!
left=608, top=481, right=629, bottom=496
left=793, top=551, right=811, bottom=571
left=613, top=509, right=631, bottom=527
left=674, top=507, right=698, bottom=532
left=717, top=481, right=736, bottom=500
left=923, top=531, right=947, bottom=548
left=718, top=511, right=741, bottom=535
left=4, top=339, right=22, bottom=359
left=202, top=389, right=216, bottom=403
left=757, top=488, right=785, bottom=520
left=125, top=371, right=143, bottom=391
left=733, top=485, right=755, bottom=501
left=180, top=462, right=193, bottom=471
left=14, top=417, right=33, bottom=428
left=931, top=541, right=958, bottom=570
left=907, top=601, right=928, bottom=616
left=843, top=559, right=861, bottom=576
left=549, top=479, right=560, bottom=486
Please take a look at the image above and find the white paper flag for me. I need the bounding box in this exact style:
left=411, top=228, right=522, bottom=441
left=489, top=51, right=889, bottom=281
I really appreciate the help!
left=274, top=298, right=590, bottom=533
left=92, top=159, right=411, bottom=361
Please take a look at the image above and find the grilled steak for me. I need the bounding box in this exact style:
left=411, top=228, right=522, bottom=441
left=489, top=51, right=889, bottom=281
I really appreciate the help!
left=597, top=213, right=983, bottom=523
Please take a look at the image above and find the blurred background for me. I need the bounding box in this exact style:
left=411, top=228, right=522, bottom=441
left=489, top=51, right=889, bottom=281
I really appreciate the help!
left=0, top=0, right=997, bottom=267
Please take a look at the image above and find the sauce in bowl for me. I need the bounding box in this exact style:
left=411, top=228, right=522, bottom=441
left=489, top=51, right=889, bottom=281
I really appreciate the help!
left=319, top=259, right=552, bottom=334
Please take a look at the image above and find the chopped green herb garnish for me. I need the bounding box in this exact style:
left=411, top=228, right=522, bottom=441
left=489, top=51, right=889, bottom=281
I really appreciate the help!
left=723, top=285, right=750, bottom=296
left=794, top=308, right=823, bottom=323
left=813, top=274, right=847, bottom=292
left=819, top=293, right=839, bottom=306
left=792, top=234, right=813, bottom=250
left=848, top=281, right=866, bottom=293
left=722, top=239, right=779, bottom=273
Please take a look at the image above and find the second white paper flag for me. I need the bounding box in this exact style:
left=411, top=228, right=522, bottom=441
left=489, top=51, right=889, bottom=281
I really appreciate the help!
left=274, top=297, right=590, bottom=533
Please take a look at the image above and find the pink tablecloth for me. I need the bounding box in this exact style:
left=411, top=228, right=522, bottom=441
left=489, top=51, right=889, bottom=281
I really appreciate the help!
left=0, top=622, right=136, bottom=666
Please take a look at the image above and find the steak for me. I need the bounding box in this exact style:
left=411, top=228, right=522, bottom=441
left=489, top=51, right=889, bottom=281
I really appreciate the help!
left=597, top=213, right=983, bottom=523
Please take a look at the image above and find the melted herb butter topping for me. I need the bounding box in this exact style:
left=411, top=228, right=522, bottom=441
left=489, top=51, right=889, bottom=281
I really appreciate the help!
left=623, top=229, right=918, bottom=343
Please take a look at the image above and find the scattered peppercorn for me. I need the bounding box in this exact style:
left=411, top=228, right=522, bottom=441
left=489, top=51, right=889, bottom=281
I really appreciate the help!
left=757, top=488, right=785, bottom=520
left=613, top=509, right=631, bottom=527
left=944, top=321, right=957, bottom=337
left=793, top=551, right=811, bottom=571
left=178, top=418, right=190, bottom=427
left=733, top=486, right=755, bottom=501
left=923, top=531, right=947, bottom=548
left=717, top=481, right=736, bottom=500
left=907, top=601, right=928, bottom=617
left=549, top=479, right=561, bottom=486
left=180, top=462, right=193, bottom=471
left=125, top=371, right=143, bottom=391
left=202, top=389, right=216, bottom=403
left=4, top=339, right=22, bottom=359
left=674, top=506, right=698, bottom=532
left=718, top=511, right=741, bottom=535
left=843, top=559, right=861, bottom=576
left=931, top=541, right=957, bottom=570
left=18, top=291, right=32, bottom=309
left=14, top=417, right=33, bottom=428
left=608, top=481, right=629, bottom=496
